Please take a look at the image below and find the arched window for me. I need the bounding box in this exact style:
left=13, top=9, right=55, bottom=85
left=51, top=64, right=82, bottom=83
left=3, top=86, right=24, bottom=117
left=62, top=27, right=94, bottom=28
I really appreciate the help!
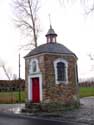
left=32, top=61, right=37, bottom=72
left=57, top=62, right=66, bottom=81
left=54, top=59, right=68, bottom=84
left=29, top=59, right=39, bottom=74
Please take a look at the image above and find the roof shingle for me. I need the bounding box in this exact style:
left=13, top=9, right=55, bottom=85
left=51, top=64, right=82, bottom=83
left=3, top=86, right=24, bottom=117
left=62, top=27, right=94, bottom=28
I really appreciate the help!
left=25, top=43, right=76, bottom=58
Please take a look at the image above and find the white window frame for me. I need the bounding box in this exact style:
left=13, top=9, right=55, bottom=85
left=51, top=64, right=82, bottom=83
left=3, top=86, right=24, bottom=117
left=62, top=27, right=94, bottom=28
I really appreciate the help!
left=54, top=59, right=68, bottom=84
left=29, top=58, right=40, bottom=74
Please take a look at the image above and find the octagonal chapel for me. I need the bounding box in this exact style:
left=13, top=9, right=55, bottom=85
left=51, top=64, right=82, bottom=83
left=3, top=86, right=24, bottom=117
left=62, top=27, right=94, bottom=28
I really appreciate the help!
left=25, top=25, right=79, bottom=106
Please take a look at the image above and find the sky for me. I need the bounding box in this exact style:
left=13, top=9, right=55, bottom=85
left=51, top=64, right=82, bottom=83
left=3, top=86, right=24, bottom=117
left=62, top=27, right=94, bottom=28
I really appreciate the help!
left=0, top=0, right=94, bottom=80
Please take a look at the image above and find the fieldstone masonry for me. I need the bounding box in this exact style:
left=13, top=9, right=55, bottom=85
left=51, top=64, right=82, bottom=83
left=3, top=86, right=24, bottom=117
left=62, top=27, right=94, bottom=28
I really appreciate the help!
left=24, top=26, right=79, bottom=111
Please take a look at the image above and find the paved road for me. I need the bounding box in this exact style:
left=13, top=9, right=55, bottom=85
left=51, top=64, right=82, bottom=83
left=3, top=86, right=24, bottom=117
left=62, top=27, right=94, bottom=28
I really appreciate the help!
left=0, top=112, right=87, bottom=125
left=80, top=96, right=94, bottom=107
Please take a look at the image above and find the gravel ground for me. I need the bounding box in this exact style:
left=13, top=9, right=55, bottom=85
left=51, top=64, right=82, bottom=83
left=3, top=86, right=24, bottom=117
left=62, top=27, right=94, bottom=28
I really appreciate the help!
left=45, top=97, right=94, bottom=125
left=0, top=104, right=25, bottom=113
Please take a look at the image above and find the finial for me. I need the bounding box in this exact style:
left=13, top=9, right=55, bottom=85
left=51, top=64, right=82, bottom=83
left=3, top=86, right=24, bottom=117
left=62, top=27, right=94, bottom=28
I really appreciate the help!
left=48, top=14, right=52, bottom=29
left=46, top=16, right=57, bottom=43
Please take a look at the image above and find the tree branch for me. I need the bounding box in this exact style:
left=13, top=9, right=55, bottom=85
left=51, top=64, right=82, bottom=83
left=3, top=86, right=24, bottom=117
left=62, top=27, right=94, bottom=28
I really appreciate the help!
left=12, top=0, right=40, bottom=49
left=2, top=65, right=11, bottom=80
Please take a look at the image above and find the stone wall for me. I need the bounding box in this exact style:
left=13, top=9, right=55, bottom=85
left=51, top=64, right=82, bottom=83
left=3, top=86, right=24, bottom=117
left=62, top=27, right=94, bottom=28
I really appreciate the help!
left=25, top=53, right=79, bottom=105
left=43, top=84, right=77, bottom=104
left=0, top=80, right=25, bottom=92
left=79, top=81, right=94, bottom=87
left=43, top=54, right=77, bottom=86
left=42, top=54, right=79, bottom=104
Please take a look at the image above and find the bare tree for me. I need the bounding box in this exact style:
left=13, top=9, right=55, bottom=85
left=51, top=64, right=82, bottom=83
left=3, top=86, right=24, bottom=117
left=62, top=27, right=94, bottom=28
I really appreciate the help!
left=88, top=54, right=94, bottom=61
left=58, top=0, right=94, bottom=14
left=0, top=60, right=12, bottom=80
left=12, top=0, right=40, bottom=49
left=2, top=65, right=11, bottom=80
left=79, top=0, right=94, bottom=14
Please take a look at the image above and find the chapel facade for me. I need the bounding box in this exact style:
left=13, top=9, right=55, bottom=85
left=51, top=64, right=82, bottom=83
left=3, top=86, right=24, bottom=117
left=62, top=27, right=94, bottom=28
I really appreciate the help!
left=24, top=25, right=79, bottom=106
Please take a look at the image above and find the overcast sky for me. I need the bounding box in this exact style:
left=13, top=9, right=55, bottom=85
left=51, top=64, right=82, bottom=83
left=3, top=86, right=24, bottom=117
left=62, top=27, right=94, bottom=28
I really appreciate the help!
left=0, top=0, right=94, bottom=80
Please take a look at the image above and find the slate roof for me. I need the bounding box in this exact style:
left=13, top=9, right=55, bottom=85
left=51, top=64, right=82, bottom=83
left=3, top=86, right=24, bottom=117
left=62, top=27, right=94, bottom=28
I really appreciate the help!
left=25, top=43, right=77, bottom=58
left=46, top=25, right=57, bottom=37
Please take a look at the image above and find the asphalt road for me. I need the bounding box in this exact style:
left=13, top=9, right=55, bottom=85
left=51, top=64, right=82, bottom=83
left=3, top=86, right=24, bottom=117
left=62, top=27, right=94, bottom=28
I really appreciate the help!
left=0, top=112, right=87, bottom=125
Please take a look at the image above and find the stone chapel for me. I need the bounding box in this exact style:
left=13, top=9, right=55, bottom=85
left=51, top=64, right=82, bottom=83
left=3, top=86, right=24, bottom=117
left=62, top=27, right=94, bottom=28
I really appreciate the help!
left=24, top=25, right=79, bottom=107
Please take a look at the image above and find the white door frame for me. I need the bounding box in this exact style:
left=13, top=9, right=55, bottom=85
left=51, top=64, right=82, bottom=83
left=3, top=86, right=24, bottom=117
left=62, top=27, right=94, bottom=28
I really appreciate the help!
left=28, top=73, right=42, bottom=102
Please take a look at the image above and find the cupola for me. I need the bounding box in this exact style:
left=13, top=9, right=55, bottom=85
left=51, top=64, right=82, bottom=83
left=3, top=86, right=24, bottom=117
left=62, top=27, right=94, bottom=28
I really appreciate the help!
left=46, top=25, right=57, bottom=43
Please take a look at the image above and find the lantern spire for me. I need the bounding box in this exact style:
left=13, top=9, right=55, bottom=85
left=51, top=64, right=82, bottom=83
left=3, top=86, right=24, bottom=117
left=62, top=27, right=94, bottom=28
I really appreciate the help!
left=45, top=24, right=57, bottom=43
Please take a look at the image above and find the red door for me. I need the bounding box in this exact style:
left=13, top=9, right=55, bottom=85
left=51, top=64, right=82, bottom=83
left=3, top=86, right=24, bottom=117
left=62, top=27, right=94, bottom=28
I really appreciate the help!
left=32, top=78, right=40, bottom=103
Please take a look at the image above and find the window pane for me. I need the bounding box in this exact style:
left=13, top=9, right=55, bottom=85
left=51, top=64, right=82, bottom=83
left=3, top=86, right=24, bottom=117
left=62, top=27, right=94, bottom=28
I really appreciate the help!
left=57, top=62, right=66, bottom=81
left=32, top=61, right=37, bottom=72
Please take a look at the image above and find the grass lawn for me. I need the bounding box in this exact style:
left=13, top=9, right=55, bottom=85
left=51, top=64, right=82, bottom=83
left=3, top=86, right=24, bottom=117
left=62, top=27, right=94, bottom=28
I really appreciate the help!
left=0, top=91, right=26, bottom=103
left=80, top=87, right=94, bottom=98
left=0, top=87, right=93, bottom=103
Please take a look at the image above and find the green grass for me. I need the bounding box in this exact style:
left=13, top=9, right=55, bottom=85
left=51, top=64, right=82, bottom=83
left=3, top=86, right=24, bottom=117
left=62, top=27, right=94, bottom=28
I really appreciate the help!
left=80, top=87, right=94, bottom=98
left=0, top=91, right=26, bottom=103
left=0, top=87, right=93, bottom=103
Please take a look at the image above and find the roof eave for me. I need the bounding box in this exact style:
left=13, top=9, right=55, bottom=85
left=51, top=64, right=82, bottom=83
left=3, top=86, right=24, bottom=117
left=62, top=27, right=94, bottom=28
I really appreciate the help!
left=24, top=52, right=77, bottom=59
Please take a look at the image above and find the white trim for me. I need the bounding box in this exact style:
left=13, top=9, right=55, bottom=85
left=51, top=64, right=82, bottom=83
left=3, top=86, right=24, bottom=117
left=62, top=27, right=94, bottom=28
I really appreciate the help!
left=28, top=73, right=42, bottom=102
left=28, top=77, right=31, bottom=100
left=54, top=58, right=68, bottom=84
left=29, top=58, right=40, bottom=74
